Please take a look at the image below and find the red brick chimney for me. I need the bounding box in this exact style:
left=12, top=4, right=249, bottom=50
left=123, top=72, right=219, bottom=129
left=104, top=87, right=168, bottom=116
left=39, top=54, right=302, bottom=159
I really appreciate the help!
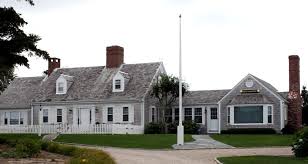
left=48, top=57, right=60, bottom=76
left=106, top=46, right=124, bottom=68
left=287, top=55, right=302, bottom=132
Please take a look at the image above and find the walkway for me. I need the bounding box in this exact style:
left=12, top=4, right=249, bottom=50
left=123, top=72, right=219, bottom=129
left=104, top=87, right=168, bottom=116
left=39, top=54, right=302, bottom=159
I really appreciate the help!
left=173, top=135, right=234, bottom=149
left=99, top=147, right=292, bottom=164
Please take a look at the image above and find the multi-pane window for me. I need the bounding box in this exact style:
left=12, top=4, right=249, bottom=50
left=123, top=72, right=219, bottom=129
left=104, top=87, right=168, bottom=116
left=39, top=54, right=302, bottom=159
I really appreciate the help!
left=165, top=109, right=172, bottom=123
left=4, top=112, right=8, bottom=125
left=210, top=108, right=218, bottom=119
left=107, top=107, right=113, bottom=122
left=174, top=108, right=179, bottom=121
left=268, top=106, right=273, bottom=124
left=57, top=109, right=62, bottom=123
left=115, top=80, right=121, bottom=89
left=43, top=109, right=48, bottom=123
left=184, top=108, right=192, bottom=121
left=151, top=107, right=156, bottom=122
left=227, top=107, right=230, bottom=124
left=194, top=108, right=202, bottom=123
left=123, top=107, right=129, bottom=122
left=10, top=112, right=19, bottom=125
left=58, top=82, right=64, bottom=93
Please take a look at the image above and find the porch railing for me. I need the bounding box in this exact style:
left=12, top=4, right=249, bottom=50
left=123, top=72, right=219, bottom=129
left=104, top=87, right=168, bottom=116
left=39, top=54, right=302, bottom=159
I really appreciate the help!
left=0, top=124, right=143, bottom=134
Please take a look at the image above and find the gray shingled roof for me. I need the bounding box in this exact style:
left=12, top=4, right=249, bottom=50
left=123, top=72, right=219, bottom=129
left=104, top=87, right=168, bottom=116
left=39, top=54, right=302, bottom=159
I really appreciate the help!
left=0, top=76, right=44, bottom=109
left=229, top=94, right=273, bottom=105
left=34, top=62, right=161, bottom=103
left=177, top=90, right=230, bottom=105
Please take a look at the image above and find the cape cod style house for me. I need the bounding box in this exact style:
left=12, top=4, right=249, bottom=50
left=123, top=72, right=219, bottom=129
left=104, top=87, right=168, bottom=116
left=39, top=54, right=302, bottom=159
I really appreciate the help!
left=0, top=45, right=301, bottom=134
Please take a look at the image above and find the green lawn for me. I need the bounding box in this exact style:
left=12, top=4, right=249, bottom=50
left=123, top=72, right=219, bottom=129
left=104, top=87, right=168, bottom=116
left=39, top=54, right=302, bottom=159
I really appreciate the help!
left=218, top=156, right=308, bottom=164
left=0, top=134, right=41, bottom=140
left=211, top=134, right=294, bottom=147
left=55, top=134, right=193, bottom=149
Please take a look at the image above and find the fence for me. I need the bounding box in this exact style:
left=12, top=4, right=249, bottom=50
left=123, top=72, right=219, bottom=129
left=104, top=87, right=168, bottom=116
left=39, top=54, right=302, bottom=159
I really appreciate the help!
left=0, top=124, right=144, bottom=134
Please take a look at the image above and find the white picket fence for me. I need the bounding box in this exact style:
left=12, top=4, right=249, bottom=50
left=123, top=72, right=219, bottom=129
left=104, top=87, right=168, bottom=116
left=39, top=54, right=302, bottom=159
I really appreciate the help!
left=0, top=124, right=144, bottom=134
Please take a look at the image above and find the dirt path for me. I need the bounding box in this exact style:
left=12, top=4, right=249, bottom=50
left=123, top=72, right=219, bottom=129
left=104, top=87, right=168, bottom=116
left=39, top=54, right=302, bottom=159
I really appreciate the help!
left=100, top=147, right=292, bottom=164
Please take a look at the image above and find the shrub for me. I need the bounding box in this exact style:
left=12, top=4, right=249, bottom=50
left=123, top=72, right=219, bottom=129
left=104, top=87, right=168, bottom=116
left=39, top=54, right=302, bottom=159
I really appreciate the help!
left=281, top=124, right=297, bottom=134
left=183, top=120, right=200, bottom=134
left=46, top=142, right=61, bottom=153
left=58, top=144, right=77, bottom=156
left=167, top=122, right=177, bottom=134
left=40, top=141, right=49, bottom=151
left=221, top=128, right=277, bottom=134
left=69, top=148, right=115, bottom=164
left=144, top=122, right=164, bottom=134
left=15, top=139, right=41, bottom=158
left=292, top=126, right=308, bottom=157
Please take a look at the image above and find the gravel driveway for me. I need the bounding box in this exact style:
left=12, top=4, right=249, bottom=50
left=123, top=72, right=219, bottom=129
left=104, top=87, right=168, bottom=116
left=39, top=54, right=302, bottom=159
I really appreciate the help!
left=101, top=147, right=292, bottom=164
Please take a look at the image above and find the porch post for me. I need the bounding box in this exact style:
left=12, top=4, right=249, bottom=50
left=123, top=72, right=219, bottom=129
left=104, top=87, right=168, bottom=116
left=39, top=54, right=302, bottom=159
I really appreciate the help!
left=91, top=106, right=95, bottom=125
left=31, top=105, right=34, bottom=125
left=73, top=107, right=77, bottom=125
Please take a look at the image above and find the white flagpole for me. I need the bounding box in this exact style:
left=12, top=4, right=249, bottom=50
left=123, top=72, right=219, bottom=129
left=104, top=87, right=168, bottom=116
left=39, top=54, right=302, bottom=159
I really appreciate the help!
left=177, top=14, right=184, bottom=146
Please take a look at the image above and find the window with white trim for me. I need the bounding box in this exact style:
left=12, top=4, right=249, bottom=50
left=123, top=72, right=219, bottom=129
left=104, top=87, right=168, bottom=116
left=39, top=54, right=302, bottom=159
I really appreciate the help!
left=194, top=108, right=202, bottom=123
left=4, top=112, right=8, bottom=125
left=174, top=108, right=179, bottom=121
left=165, top=109, right=172, bottom=123
left=57, top=82, right=64, bottom=94
left=234, top=106, right=263, bottom=124
left=57, top=109, right=62, bottom=123
left=19, top=112, right=24, bottom=125
left=150, top=107, right=156, bottom=122
left=227, top=107, right=230, bottom=124
left=115, top=80, right=121, bottom=89
left=210, top=108, right=218, bottom=119
left=123, top=107, right=129, bottom=122
left=43, top=109, right=48, bottom=123
left=107, top=107, right=113, bottom=122
left=184, top=108, right=192, bottom=121
left=268, top=106, right=273, bottom=124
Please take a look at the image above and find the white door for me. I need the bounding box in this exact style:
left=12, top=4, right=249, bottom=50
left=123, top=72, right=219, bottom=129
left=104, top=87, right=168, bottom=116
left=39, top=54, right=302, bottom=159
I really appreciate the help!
left=209, top=108, right=219, bottom=132
left=78, top=109, right=90, bottom=125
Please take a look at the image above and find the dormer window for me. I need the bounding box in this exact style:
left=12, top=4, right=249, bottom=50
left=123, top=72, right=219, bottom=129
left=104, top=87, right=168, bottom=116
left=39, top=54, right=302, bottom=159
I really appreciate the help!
left=115, top=80, right=121, bottom=89
left=57, top=82, right=64, bottom=93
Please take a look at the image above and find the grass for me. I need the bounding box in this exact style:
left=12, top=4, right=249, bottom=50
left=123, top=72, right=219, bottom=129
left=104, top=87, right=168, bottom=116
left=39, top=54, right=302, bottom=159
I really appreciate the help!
left=211, top=134, right=294, bottom=147
left=55, top=134, right=194, bottom=149
left=0, top=134, right=41, bottom=141
left=217, top=156, right=308, bottom=164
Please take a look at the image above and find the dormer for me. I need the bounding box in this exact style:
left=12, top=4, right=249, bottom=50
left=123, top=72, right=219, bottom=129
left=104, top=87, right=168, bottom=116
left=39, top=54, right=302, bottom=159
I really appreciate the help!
left=56, top=74, right=74, bottom=94
left=113, top=71, right=130, bottom=92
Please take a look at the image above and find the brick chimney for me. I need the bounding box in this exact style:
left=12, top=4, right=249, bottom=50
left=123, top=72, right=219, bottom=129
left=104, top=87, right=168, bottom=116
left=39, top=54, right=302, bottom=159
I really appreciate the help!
left=106, top=46, right=124, bottom=68
left=287, top=55, right=302, bottom=132
left=48, top=58, right=60, bottom=76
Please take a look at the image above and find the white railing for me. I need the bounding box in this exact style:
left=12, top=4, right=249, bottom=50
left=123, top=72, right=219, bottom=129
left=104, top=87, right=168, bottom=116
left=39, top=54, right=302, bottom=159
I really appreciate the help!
left=0, top=124, right=143, bottom=134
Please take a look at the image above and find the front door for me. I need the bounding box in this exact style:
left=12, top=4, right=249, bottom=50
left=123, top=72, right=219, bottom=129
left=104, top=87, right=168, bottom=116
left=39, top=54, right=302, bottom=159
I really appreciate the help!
left=209, top=107, right=219, bottom=132
left=78, top=109, right=90, bottom=125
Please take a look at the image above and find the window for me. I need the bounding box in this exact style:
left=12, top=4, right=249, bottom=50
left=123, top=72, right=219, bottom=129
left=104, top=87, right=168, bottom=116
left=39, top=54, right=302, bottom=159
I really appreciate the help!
left=20, top=112, right=24, bottom=125
left=150, top=107, right=156, bottom=122
left=210, top=108, right=218, bottom=119
left=4, top=112, right=8, bottom=125
left=194, top=108, right=202, bottom=123
left=10, top=112, right=19, bottom=125
left=234, top=106, right=263, bottom=124
left=43, top=109, right=48, bottom=123
left=165, top=109, right=172, bottom=123
left=115, top=80, right=121, bottom=89
left=123, top=107, right=129, bottom=122
left=107, top=107, right=113, bottom=122
left=57, top=82, right=64, bottom=93
left=227, top=107, right=230, bottom=124
left=184, top=108, right=192, bottom=121
left=268, top=106, right=273, bottom=124
left=174, top=108, right=179, bottom=121
left=57, top=109, right=62, bottom=123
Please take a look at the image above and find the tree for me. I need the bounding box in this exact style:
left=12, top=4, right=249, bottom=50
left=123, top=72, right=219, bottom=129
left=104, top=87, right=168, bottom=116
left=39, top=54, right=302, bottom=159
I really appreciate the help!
left=302, top=86, right=308, bottom=125
left=0, top=2, right=49, bottom=93
left=151, top=74, right=188, bottom=132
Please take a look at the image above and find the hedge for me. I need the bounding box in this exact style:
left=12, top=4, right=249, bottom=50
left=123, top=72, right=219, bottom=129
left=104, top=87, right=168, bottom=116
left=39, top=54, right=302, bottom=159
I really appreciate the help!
left=221, top=128, right=277, bottom=134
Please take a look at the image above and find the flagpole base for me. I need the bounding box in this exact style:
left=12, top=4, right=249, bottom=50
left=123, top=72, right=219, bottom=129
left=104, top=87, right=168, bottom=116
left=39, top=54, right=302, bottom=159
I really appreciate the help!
left=177, top=124, right=184, bottom=145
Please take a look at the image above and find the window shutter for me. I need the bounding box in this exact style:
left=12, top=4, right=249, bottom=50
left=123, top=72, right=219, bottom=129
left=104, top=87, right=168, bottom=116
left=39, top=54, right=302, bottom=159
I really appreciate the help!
left=129, top=106, right=134, bottom=123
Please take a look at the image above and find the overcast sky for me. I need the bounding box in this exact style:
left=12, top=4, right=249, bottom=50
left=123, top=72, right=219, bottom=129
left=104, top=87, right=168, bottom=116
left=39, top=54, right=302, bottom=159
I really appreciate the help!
left=1, top=0, right=307, bottom=91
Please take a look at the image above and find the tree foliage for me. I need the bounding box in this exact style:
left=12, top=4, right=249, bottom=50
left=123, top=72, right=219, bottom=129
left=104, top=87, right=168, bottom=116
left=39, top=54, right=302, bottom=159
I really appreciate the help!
left=302, top=86, right=308, bottom=125
left=151, top=74, right=188, bottom=124
left=0, top=3, right=49, bottom=93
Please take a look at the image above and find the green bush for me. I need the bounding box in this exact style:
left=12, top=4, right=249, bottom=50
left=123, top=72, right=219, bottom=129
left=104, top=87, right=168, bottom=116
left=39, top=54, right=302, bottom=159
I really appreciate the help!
left=69, top=148, right=115, bottom=164
left=144, top=122, right=164, bottom=134
left=46, top=142, right=60, bottom=153
left=183, top=120, right=200, bottom=134
left=221, top=128, right=277, bottom=134
left=15, top=139, right=41, bottom=158
left=292, top=127, right=308, bottom=157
